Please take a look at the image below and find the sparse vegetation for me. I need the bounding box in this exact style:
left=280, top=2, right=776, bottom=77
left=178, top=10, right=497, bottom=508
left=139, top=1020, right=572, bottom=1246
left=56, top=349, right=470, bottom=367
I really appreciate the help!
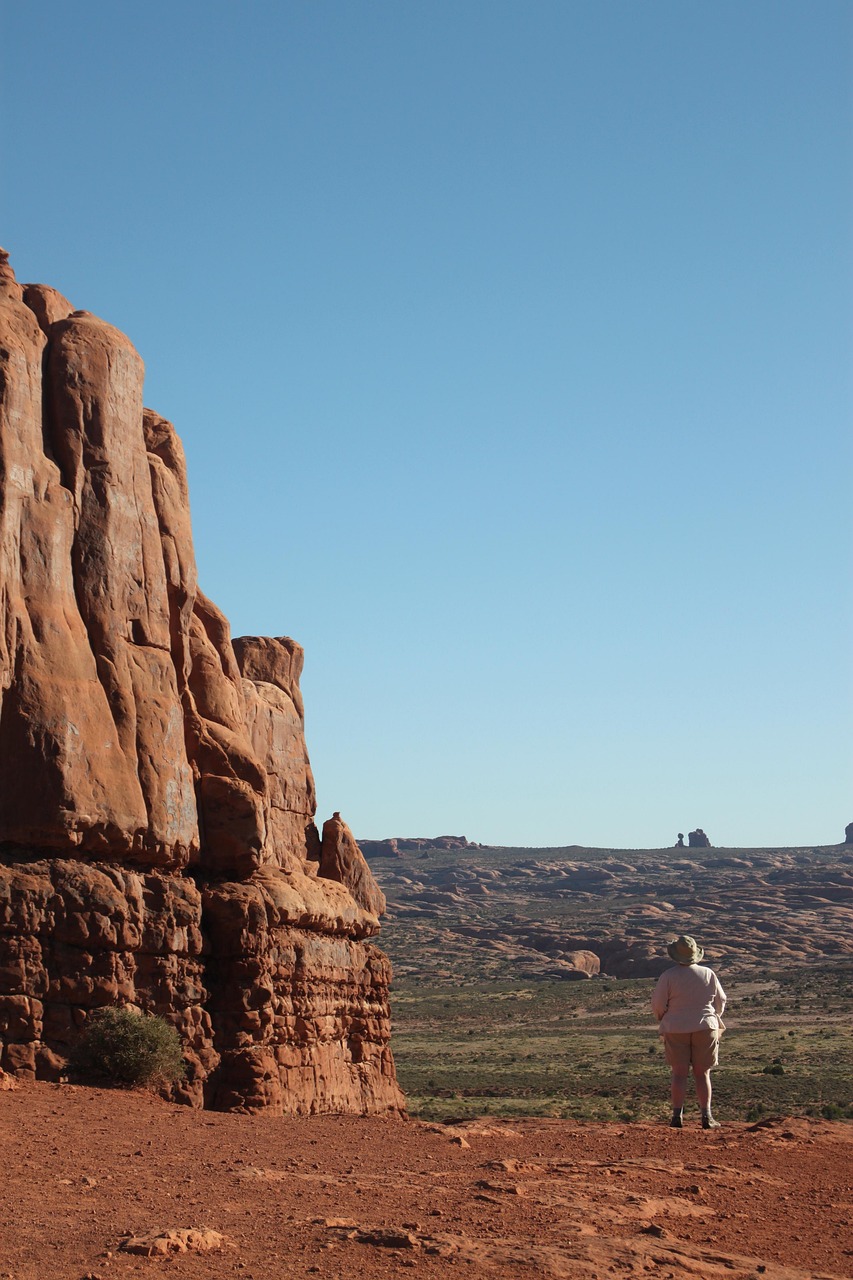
left=391, top=965, right=853, bottom=1122
left=68, top=1007, right=186, bottom=1088
left=817, top=1101, right=853, bottom=1120
left=373, top=839, right=852, bottom=1122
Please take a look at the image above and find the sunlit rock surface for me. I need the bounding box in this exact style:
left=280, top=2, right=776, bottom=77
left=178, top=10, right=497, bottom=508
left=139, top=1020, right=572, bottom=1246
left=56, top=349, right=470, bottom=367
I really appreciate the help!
left=0, top=250, right=403, bottom=1114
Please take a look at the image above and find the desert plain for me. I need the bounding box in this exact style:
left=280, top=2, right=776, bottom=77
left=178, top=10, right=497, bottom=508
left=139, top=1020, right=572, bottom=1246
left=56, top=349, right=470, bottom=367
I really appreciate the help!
left=372, top=839, right=853, bottom=1126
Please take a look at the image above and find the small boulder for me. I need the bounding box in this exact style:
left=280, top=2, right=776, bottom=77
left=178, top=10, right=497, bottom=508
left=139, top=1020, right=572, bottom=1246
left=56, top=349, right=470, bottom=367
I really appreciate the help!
left=120, top=1228, right=227, bottom=1257
left=563, top=949, right=600, bottom=977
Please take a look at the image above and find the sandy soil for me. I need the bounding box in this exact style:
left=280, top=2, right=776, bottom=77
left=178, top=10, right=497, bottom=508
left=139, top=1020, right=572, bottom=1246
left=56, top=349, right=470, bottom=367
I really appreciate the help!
left=1, top=1083, right=851, bottom=1280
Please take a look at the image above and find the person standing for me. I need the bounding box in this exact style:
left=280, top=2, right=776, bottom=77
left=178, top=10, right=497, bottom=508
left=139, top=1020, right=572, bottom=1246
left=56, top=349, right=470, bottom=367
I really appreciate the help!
left=651, top=935, right=726, bottom=1129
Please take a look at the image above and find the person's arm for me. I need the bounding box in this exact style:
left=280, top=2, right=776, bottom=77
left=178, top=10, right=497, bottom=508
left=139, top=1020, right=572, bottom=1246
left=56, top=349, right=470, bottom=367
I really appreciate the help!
left=713, top=976, right=727, bottom=1017
left=651, top=972, right=669, bottom=1022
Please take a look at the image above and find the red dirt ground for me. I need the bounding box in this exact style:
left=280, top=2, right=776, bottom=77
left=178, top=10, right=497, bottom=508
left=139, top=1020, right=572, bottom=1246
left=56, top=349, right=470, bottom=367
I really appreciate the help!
left=1, top=1082, right=851, bottom=1279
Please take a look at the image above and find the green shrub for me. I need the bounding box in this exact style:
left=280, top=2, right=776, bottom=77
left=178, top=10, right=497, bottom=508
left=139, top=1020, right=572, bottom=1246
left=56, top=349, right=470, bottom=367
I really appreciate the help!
left=820, top=1102, right=853, bottom=1121
left=68, top=1007, right=186, bottom=1087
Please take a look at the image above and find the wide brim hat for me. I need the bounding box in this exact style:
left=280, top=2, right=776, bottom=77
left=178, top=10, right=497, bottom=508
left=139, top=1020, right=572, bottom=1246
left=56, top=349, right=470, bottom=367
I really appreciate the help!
left=667, top=935, right=704, bottom=965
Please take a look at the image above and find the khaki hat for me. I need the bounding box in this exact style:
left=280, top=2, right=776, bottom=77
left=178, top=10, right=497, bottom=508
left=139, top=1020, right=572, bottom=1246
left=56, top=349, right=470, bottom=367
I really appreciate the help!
left=667, top=935, right=704, bottom=965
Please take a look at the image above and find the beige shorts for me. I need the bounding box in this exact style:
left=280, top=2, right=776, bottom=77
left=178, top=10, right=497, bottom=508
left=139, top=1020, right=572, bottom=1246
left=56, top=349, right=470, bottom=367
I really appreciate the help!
left=662, top=1028, right=720, bottom=1073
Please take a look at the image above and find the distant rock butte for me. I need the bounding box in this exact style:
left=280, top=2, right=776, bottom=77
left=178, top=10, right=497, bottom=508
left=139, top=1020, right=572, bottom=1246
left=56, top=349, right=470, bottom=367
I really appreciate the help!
left=0, top=250, right=403, bottom=1115
left=359, top=836, right=475, bottom=857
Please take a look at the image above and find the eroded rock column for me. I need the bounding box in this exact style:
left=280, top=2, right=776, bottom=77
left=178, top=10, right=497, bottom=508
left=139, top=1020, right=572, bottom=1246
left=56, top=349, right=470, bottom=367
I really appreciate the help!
left=0, top=249, right=403, bottom=1116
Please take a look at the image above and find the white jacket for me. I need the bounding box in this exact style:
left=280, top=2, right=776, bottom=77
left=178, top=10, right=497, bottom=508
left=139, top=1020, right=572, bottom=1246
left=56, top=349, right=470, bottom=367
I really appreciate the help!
left=651, top=963, right=727, bottom=1034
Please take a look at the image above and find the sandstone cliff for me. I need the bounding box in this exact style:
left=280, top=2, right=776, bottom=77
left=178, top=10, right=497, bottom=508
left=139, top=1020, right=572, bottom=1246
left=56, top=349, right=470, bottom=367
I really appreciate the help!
left=0, top=250, right=403, bottom=1114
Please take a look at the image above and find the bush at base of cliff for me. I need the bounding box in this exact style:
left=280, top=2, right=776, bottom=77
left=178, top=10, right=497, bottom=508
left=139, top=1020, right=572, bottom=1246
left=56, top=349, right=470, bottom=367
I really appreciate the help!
left=68, top=1008, right=186, bottom=1087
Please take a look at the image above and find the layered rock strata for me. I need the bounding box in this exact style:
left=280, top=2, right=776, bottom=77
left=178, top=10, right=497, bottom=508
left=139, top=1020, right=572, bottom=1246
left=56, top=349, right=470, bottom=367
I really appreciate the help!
left=0, top=250, right=403, bottom=1114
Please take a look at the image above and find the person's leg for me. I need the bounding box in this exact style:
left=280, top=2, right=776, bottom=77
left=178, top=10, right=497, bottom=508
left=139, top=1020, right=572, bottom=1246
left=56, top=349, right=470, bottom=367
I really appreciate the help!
left=671, top=1068, right=689, bottom=1108
left=663, top=1035, right=691, bottom=1126
left=694, top=1068, right=711, bottom=1110
left=691, top=1031, right=721, bottom=1127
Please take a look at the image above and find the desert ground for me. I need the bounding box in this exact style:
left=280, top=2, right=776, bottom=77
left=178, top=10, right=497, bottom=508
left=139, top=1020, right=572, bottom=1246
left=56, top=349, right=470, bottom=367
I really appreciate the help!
left=1, top=1080, right=852, bottom=1280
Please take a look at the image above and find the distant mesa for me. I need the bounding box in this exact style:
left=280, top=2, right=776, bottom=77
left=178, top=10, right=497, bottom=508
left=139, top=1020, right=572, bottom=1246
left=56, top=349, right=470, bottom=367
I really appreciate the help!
left=845, top=822, right=853, bottom=845
left=688, top=828, right=711, bottom=848
left=360, top=835, right=476, bottom=858
left=0, top=249, right=403, bottom=1115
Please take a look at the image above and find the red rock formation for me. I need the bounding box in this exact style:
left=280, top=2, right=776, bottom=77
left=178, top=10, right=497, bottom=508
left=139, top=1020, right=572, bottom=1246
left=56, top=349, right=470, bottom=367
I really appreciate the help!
left=563, top=949, right=600, bottom=978
left=359, top=839, right=404, bottom=858
left=0, top=249, right=403, bottom=1115
left=360, top=835, right=474, bottom=857
left=318, top=814, right=387, bottom=917
left=232, top=635, right=319, bottom=873
left=202, top=866, right=395, bottom=1113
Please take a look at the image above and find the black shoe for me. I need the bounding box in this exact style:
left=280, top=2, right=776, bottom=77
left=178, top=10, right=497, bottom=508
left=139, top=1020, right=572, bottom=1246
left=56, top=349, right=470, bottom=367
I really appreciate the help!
left=670, top=1112, right=683, bottom=1128
left=702, top=1113, right=720, bottom=1129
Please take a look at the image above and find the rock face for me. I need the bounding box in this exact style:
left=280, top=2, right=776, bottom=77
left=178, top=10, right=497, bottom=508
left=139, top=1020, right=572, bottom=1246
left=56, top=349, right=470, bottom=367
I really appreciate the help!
left=687, top=829, right=711, bottom=848
left=0, top=250, right=403, bottom=1114
left=318, top=814, right=387, bottom=917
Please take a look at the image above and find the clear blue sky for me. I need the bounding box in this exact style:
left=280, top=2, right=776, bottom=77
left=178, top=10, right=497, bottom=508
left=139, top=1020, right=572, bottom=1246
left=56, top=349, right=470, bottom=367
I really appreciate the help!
left=3, top=2, right=851, bottom=848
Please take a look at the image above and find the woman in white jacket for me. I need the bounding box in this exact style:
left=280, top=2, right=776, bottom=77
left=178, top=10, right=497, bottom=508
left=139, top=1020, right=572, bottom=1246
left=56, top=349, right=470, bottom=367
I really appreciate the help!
left=651, top=935, right=727, bottom=1129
